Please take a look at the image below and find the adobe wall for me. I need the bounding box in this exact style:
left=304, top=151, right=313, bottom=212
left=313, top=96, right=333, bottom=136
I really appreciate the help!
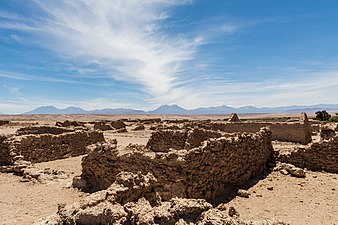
left=0, top=130, right=105, bottom=165
left=146, top=129, right=226, bottom=152
left=277, top=134, right=338, bottom=173
left=0, top=120, right=10, bottom=126
left=195, top=121, right=311, bottom=144
left=0, top=135, right=12, bottom=166
left=78, top=128, right=273, bottom=203
left=16, top=126, right=74, bottom=135
left=146, top=130, right=187, bottom=152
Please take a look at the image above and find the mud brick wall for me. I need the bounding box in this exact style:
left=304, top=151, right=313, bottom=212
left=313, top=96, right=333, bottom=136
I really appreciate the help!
left=79, top=128, right=273, bottom=203
left=185, top=128, right=224, bottom=149
left=277, top=135, right=338, bottom=173
left=196, top=122, right=311, bottom=144
left=0, top=121, right=10, bottom=126
left=7, top=130, right=104, bottom=163
left=146, top=129, right=225, bottom=152
left=146, top=130, right=187, bottom=152
left=16, top=126, right=73, bottom=135
left=0, top=135, right=12, bottom=166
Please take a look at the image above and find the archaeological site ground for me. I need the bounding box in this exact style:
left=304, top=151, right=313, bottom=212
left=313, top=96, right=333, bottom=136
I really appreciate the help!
left=0, top=113, right=337, bottom=225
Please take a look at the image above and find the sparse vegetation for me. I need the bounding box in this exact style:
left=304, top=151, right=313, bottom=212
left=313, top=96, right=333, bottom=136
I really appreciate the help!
left=329, top=113, right=338, bottom=122
left=315, top=110, right=331, bottom=121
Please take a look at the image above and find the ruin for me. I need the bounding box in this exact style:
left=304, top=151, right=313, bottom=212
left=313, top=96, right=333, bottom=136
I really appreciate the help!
left=190, top=121, right=311, bottom=144
left=16, top=126, right=74, bottom=135
left=55, top=120, right=85, bottom=127
left=0, top=120, right=10, bottom=126
left=94, top=121, right=114, bottom=131
left=37, top=171, right=286, bottom=225
left=111, top=120, right=127, bottom=129
left=75, top=128, right=273, bottom=204
left=228, top=113, right=240, bottom=122
left=1, top=114, right=337, bottom=224
left=0, top=129, right=105, bottom=165
left=277, top=133, right=338, bottom=173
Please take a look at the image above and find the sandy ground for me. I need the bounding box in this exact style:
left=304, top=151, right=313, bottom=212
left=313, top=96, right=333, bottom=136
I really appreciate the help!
left=228, top=171, right=338, bottom=225
left=0, top=114, right=337, bottom=225
left=0, top=156, right=85, bottom=225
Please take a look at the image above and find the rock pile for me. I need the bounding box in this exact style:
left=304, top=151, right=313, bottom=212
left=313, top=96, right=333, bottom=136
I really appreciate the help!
left=320, top=125, right=336, bottom=140
left=94, top=121, right=114, bottom=131
left=56, top=120, right=85, bottom=127
left=93, top=120, right=127, bottom=131
left=36, top=172, right=287, bottom=225
left=16, top=126, right=73, bottom=135
left=111, top=120, right=127, bottom=129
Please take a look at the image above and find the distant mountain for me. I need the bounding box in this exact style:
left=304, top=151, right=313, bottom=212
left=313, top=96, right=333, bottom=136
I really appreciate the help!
left=24, top=104, right=338, bottom=115
left=24, top=106, right=86, bottom=114
left=89, top=108, right=145, bottom=114
left=148, top=104, right=189, bottom=114
left=191, top=105, right=234, bottom=114
left=24, top=106, right=145, bottom=115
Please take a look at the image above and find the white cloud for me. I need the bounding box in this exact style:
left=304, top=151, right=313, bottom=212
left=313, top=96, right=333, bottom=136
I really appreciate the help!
left=21, top=0, right=198, bottom=98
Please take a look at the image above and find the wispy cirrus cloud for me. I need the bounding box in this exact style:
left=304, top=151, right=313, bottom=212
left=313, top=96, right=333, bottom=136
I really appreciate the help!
left=14, top=0, right=200, bottom=98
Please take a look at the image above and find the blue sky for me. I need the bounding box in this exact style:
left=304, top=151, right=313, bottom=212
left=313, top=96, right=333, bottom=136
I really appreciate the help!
left=1, top=0, right=338, bottom=113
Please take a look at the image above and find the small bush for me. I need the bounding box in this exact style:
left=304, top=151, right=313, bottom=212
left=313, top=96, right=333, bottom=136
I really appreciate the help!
left=315, top=110, right=331, bottom=121
left=329, top=116, right=338, bottom=122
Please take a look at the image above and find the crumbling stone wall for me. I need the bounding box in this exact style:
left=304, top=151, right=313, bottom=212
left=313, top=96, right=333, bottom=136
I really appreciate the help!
left=185, top=128, right=224, bottom=149
left=78, top=128, right=273, bottom=203
left=146, top=129, right=225, bottom=152
left=320, top=125, right=336, bottom=140
left=0, top=120, right=10, bottom=126
left=56, top=120, right=85, bottom=127
left=38, top=171, right=286, bottom=225
left=16, top=126, right=73, bottom=135
left=277, top=134, right=338, bottom=173
left=146, top=130, right=187, bottom=152
left=195, top=122, right=311, bottom=144
left=94, top=122, right=114, bottom=131
left=0, top=135, right=11, bottom=166
left=111, top=120, right=126, bottom=129
left=1, top=130, right=104, bottom=164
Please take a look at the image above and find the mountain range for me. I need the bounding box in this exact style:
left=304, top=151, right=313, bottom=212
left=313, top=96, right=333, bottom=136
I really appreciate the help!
left=23, top=104, right=338, bottom=115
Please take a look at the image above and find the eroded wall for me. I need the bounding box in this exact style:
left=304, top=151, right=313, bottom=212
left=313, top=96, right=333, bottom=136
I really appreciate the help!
left=78, top=128, right=273, bottom=203
left=1, top=130, right=105, bottom=165
left=193, top=121, right=311, bottom=144
left=277, top=134, right=338, bottom=173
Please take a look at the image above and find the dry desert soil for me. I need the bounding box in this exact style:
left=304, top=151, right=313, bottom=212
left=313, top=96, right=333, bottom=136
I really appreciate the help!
left=0, top=114, right=337, bottom=225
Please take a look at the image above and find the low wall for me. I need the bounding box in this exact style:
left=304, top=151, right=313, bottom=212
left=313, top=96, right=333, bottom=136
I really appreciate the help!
left=195, top=121, right=311, bottom=144
left=146, top=129, right=225, bottom=152
left=16, top=126, right=74, bottom=135
left=146, top=130, right=187, bottom=152
left=78, top=128, right=273, bottom=203
left=0, top=130, right=105, bottom=165
left=0, top=120, right=10, bottom=126
left=0, top=135, right=11, bottom=166
left=277, top=134, right=338, bottom=173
